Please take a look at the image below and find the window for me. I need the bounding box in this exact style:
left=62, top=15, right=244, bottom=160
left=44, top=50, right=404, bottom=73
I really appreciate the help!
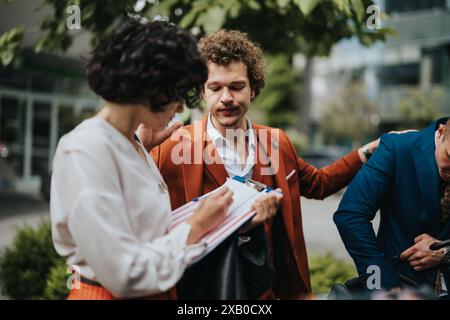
left=377, top=63, right=420, bottom=86
left=385, top=0, right=446, bottom=14
left=31, top=101, right=51, bottom=176
left=0, top=96, right=25, bottom=176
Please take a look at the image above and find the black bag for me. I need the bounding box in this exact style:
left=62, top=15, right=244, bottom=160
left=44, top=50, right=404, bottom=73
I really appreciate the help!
left=239, top=224, right=275, bottom=299
left=328, top=273, right=420, bottom=300
left=176, top=224, right=274, bottom=299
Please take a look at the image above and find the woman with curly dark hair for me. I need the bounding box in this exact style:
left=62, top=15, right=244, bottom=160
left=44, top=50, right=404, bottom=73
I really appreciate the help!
left=50, top=20, right=233, bottom=300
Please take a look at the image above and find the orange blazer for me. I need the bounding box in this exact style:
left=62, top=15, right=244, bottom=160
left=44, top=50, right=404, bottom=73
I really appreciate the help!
left=151, top=116, right=362, bottom=299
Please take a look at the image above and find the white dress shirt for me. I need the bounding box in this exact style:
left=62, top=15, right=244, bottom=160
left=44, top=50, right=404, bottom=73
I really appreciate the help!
left=50, top=117, right=206, bottom=298
left=206, top=114, right=256, bottom=179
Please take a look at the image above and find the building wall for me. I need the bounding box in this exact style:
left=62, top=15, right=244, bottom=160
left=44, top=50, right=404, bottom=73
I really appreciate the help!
left=310, top=1, right=450, bottom=144
left=0, top=1, right=99, bottom=196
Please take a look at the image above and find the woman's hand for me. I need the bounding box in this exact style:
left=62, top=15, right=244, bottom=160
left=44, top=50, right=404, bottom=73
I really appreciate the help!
left=137, top=121, right=182, bottom=152
left=186, top=187, right=233, bottom=244
left=240, top=189, right=283, bottom=233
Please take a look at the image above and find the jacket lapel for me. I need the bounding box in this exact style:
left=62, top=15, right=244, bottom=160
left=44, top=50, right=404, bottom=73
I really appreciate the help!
left=252, top=127, right=271, bottom=187
left=181, top=118, right=206, bottom=202
left=253, top=125, right=295, bottom=241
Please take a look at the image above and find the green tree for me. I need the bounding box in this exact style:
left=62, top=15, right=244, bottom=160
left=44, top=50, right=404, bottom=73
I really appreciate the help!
left=0, top=0, right=395, bottom=129
left=398, top=87, right=445, bottom=129
left=320, top=81, right=379, bottom=147
left=252, top=54, right=300, bottom=128
left=139, top=0, right=396, bottom=133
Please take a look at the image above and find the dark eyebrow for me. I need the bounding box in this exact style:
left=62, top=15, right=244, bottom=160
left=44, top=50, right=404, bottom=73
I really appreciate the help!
left=229, top=81, right=247, bottom=86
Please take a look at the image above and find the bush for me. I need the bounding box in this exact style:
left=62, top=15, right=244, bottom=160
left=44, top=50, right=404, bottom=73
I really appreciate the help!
left=309, top=252, right=357, bottom=295
left=0, top=221, right=68, bottom=299
left=43, top=259, right=70, bottom=300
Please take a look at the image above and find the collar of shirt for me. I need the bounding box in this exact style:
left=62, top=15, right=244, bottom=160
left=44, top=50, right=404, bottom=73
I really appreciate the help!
left=206, top=113, right=256, bottom=179
left=435, top=130, right=438, bottom=147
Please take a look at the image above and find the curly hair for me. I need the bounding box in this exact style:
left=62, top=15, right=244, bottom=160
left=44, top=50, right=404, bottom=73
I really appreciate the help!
left=198, top=29, right=267, bottom=98
left=86, top=20, right=207, bottom=112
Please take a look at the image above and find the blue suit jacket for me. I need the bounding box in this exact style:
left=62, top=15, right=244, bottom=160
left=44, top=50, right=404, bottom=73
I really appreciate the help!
left=334, top=118, right=450, bottom=289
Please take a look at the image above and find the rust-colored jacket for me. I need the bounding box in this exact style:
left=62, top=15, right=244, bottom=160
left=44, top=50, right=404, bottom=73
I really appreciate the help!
left=151, top=116, right=362, bottom=299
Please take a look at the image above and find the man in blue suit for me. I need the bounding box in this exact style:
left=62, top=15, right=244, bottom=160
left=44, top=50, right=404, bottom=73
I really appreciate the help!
left=334, top=118, right=450, bottom=294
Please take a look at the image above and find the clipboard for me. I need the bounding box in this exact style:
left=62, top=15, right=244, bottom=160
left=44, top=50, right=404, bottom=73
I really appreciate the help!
left=169, top=176, right=276, bottom=264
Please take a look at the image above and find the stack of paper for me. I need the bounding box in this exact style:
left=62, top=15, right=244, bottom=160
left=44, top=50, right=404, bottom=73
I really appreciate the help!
left=170, top=177, right=271, bottom=263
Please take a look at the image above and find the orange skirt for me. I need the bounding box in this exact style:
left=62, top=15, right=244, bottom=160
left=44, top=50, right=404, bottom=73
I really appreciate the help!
left=67, top=277, right=176, bottom=300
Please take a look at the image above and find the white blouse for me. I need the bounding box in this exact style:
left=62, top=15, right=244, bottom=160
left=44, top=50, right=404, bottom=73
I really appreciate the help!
left=50, top=117, right=206, bottom=298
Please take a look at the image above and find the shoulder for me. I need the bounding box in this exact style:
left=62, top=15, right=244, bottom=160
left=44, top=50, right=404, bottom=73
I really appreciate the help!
left=252, top=123, right=294, bottom=151
left=379, top=130, right=421, bottom=153
left=55, top=118, right=117, bottom=158
left=252, top=123, right=289, bottom=141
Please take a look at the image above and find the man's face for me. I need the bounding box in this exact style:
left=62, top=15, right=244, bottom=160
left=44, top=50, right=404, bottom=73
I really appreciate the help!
left=203, top=61, right=254, bottom=132
left=435, top=124, right=450, bottom=181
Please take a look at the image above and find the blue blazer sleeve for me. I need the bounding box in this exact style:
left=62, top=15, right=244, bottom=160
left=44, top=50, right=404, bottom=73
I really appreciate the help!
left=333, top=133, right=401, bottom=289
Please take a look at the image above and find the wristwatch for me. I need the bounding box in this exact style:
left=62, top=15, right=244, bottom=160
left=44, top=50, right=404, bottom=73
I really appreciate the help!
left=443, top=246, right=450, bottom=265
left=363, top=148, right=373, bottom=162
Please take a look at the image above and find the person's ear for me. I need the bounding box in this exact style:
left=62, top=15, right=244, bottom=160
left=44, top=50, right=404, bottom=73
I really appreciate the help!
left=250, top=90, right=255, bottom=101
left=200, top=87, right=206, bottom=100
left=438, top=124, right=446, bottom=141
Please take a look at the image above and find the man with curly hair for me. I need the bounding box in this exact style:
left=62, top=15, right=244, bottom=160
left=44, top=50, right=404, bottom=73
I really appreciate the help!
left=147, top=30, right=380, bottom=299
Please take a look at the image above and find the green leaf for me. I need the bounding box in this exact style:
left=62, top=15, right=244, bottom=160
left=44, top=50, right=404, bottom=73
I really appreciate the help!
left=34, top=35, right=47, bottom=53
left=198, top=6, right=226, bottom=33
left=144, top=0, right=172, bottom=21
left=178, top=0, right=209, bottom=28
left=383, top=27, right=399, bottom=37
left=1, top=51, right=13, bottom=66
left=332, top=0, right=349, bottom=12
left=0, top=27, right=24, bottom=67
left=294, top=0, right=320, bottom=16
left=223, top=0, right=241, bottom=19
left=277, top=0, right=291, bottom=8
left=350, top=0, right=365, bottom=22
left=247, top=0, right=261, bottom=10
left=229, top=4, right=240, bottom=18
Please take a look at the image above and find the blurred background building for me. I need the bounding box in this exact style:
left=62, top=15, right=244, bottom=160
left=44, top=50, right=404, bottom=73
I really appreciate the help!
left=0, top=0, right=99, bottom=197
left=310, top=0, right=450, bottom=146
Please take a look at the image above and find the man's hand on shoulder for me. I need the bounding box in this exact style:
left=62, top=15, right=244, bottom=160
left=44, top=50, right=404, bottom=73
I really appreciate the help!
left=137, top=121, right=182, bottom=152
left=357, top=129, right=418, bottom=164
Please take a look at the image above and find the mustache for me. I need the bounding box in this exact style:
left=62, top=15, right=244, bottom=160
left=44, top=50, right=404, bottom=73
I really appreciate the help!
left=217, top=106, right=240, bottom=111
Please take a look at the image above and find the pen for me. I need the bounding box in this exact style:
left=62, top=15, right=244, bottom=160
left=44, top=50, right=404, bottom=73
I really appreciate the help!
left=192, top=195, right=208, bottom=202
